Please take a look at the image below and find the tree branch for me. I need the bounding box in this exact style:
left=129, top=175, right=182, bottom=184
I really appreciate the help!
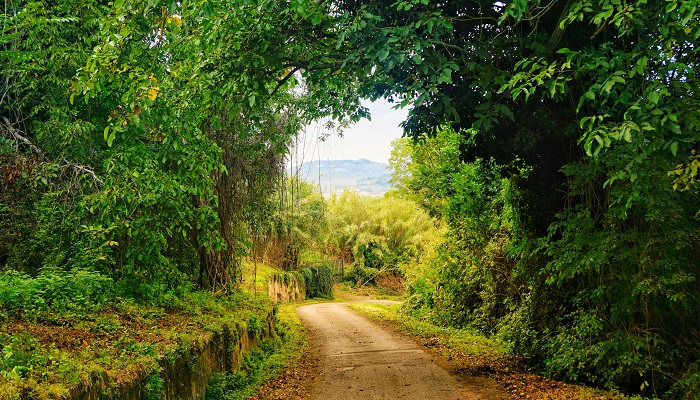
left=59, top=162, right=104, bottom=185
left=269, top=66, right=302, bottom=97
left=547, top=0, right=575, bottom=53
left=0, top=116, right=43, bottom=156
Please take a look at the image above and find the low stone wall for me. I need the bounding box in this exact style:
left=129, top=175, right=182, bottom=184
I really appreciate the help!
left=267, top=271, right=305, bottom=303
left=69, top=310, right=276, bottom=400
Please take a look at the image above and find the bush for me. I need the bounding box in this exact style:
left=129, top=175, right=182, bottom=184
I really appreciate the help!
left=0, top=268, right=113, bottom=319
left=542, top=309, right=668, bottom=391
left=403, top=277, right=435, bottom=315
left=300, top=266, right=333, bottom=298
left=347, top=265, right=377, bottom=287
left=668, top=361, right=700, bottom=400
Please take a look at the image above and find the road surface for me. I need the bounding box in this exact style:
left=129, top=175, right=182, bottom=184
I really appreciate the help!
left=296, top=301, right=491, bottom=400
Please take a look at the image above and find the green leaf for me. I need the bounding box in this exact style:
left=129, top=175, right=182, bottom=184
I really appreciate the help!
left=203, top=2, right=214, bottom=17
left=623, top=125, right=632, bottom=142
left=647, top=91, right=660, bottom=105
left=336, top=31, right=346, bottom=49
left=670, top=141, right=679, bottom=157
left=668, top=122, right=681, bottom=134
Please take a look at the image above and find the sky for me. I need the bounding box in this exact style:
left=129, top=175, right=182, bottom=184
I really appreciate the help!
left=295, top=98, right=409, bottom=165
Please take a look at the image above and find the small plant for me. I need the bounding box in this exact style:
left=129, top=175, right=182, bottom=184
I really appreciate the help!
left=143, top=371, right=165, bottom=400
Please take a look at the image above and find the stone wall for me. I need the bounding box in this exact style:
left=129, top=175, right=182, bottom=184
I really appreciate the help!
left=267, top=272, right=305, bottom=303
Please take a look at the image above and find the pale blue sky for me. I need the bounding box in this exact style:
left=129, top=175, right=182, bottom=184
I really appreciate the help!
left=298, top=98, right=409, bottom=165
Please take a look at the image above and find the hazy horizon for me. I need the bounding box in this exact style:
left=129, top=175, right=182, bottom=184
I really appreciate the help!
left=296, top=98, right=409, bottom=165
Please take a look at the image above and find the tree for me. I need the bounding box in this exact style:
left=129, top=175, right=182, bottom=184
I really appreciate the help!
left=363, top=0, right=699, bottom=395
left=1, top=0, right=115, bottom=274
left=70, top=0, right=377, bottom=290
left=387, top=137, right=411, bottom=195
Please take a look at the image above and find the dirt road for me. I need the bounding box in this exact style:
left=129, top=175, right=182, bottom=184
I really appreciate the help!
left=296, top=301, right=494, bottom=400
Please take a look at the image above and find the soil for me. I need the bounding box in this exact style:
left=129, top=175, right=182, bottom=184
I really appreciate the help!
left=251, top=299, right=620, bottom=400
left=248, top=344, right=320, bottom=400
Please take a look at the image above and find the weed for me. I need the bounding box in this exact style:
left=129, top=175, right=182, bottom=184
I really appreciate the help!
left=0, top=268, right=112, bottom=322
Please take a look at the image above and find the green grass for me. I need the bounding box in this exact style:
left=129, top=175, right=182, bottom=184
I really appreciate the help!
left=348, top=302, right=508, bottom=357
left=349, top=302, right=631, bottom=400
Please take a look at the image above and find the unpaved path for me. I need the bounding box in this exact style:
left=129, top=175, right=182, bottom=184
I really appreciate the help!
left=296, top=301, right=496, bottom=400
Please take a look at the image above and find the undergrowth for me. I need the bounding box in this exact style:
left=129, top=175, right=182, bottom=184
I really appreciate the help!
left=350, top=301, right=633, bottom=400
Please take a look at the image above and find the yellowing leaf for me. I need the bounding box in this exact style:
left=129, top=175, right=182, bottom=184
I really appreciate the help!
left=148, top=87, right=159, bottom=101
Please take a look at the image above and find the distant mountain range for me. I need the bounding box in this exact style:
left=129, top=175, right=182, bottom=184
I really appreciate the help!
left=289, top=159, right=391, bottom=196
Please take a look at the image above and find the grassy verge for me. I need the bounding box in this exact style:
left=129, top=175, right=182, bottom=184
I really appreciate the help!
left=0, top=282, right=273, bottom=400
left=348, top=302, right=508, bottom=359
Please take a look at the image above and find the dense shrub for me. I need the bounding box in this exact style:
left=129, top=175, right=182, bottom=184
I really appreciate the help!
left=347, top=264, right=378, bottom=287
left=0, top=268, right=113, bottom=320
left=300, top=265, right=333, bottom=299
left=400, top=127, right=700, bottom=397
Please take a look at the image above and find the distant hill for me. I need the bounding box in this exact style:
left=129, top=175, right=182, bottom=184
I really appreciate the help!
left=289, top=159, right=391, bottom=196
